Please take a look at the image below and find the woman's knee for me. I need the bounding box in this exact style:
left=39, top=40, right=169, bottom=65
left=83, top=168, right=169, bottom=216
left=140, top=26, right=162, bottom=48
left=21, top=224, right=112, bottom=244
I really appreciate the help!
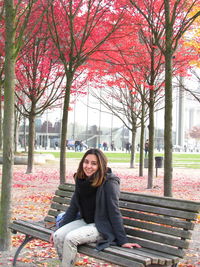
left=53, top=229, right=65, bottom=244
left=65, top=226, right=100, bottom=246
left=65, top=232, right=79, bottom=247
left=53, top=221, right=79, bottom=243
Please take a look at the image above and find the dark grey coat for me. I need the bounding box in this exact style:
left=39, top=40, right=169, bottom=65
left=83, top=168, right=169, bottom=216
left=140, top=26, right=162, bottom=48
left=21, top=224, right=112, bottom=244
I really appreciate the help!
left=58, top=169, right=128, bottom=250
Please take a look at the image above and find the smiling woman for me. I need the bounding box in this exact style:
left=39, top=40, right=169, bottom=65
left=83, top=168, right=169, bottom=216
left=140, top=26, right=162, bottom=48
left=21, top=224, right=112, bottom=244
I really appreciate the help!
left=50, top=148, right=141, bottom=267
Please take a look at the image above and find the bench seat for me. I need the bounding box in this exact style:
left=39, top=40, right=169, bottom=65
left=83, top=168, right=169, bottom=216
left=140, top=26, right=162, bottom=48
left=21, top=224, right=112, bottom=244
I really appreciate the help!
left=10, top=183, right=200, bottom=267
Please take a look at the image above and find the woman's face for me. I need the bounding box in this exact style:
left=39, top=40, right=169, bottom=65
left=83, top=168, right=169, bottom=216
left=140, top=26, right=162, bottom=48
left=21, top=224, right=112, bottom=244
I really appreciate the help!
left=83, top=154, right=99, bottom=177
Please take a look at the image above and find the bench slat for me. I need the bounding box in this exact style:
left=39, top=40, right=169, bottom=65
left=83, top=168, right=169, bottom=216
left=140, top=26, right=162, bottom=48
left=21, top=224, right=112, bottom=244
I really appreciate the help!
left=54, top=189, right=73, bottom=198
left=116, top=246, right=172, bottom=265
left=120, top=201, right=198, bottom=220
left=120, top=192, right=200, bottom=212
left=71, top=242, right=163, bottom=265
left=100, top=246, right=152, bottom=265
left=59, top=183, right=75, bottom=191
left=120, top=249, right=160, bottom=265
left=126, top=228, right=189, bottom=249
left=78, top=244, right=145, bottom=267
left=11, top=220, right=50, bottom=233
left=138, top=248, right=180, bottom=264
left=128, top=237, right=184, bottom=258
left=9, top=222, right=50, bottom=242
left=123, top=218, right=192, bottom=239
left=50, top=202, right=68, bottom=211
left=44, top=215, right=56, bottom=224
left=121, top=209, right=194, bottom=230
left=52, top=195, right=71, bottom=204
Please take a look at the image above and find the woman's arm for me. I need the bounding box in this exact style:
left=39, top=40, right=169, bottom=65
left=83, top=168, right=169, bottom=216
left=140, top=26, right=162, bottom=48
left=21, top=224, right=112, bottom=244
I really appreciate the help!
left=105, top=179, right=128, bottom=245
left=105, top=179, right=141, bottom=248
left=58, top=193, right=79, bottom=227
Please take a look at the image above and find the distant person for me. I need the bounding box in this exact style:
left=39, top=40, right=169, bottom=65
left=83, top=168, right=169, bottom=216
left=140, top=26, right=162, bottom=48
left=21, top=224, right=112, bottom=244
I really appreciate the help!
left=75, top=140, right=80, bottom=152
left=184, top=145, right=187, bottom=152
left=34, top=140, right=37, bottom=149
left=102, top=142, right=108, bottom=151
left=157, top=143, right=161, bottom=152
left=50, top=149, right=141, bottom=266
left=144, top=139, right=149, bottom=157
left=111, top=141, right=115, bottom=151
left=137, top=143, right=140, bottom=151
left=125, top=142, right=130, bottom=153
left=55, top=141, right=58, bottom=150
left=79, top=140, right=83, bottom=152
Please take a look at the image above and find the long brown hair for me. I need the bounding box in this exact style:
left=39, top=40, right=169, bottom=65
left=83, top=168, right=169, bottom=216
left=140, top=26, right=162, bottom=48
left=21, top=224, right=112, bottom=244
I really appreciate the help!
left=74, top=149, right=107, bottom=187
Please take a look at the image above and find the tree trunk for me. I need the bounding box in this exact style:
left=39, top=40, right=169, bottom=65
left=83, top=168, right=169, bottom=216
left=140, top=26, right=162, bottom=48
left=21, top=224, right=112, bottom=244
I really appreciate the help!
left=0, top=0, right=16, bottom=250
left=164, top=0, right=173, bottom=197
left=130, top=128, right=136, bottom=168
left=139, top=95, right=145, bottom=176
left=147, top=95, right=154, bottom=188
left=26, top=105, right=36, bottom=174
left=60, top=75, right=73, bottom=184
left=147, top=46, right=155, bottom=189
left=23, top=116, right=27, bottom=152
left=0, top=82, right=2, bottom=150
left=14, top=109, right=20, bottom=153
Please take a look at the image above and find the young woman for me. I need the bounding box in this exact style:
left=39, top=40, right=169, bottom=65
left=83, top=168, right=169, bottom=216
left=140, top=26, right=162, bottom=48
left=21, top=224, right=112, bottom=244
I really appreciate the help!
left=50, top=148, right=141, bottom=267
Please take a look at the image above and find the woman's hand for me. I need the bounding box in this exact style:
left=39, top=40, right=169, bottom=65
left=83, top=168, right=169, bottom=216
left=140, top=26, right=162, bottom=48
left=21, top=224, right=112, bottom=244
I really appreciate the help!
left=121, top=243, right=141, bottom=249
left=49, top=233, right=54, bottom=245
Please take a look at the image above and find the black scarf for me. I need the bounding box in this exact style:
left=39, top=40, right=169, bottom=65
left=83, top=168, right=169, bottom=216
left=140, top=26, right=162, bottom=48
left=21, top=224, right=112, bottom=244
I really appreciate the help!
left=76, top=177, right=97, bottom=196
left=76, top=178, right=97, bottom=223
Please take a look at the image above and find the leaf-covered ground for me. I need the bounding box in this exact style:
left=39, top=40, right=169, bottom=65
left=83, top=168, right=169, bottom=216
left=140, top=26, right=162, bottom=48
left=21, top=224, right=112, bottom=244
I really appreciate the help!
left=0, top=159, right=200, bottom=266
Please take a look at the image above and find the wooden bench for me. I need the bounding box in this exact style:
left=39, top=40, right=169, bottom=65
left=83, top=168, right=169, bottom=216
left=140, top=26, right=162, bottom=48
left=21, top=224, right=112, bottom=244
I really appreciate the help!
left=10, top=183, right=200, bottom=267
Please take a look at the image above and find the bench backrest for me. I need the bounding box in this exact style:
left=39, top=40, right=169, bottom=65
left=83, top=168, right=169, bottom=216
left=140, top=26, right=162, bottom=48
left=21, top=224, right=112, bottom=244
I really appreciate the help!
left=44, top=183, right=200, bottom=258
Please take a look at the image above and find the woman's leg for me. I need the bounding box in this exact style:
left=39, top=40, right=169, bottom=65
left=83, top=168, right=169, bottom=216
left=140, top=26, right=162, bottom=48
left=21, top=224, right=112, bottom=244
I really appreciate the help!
left=53, top=219, right=86, bottom=261
left=61, top=223, right=101, bottom=267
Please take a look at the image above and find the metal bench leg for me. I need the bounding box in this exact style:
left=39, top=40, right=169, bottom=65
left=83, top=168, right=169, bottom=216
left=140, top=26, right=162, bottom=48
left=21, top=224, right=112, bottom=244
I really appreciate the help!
left=13, top=235, right=34, bottom=266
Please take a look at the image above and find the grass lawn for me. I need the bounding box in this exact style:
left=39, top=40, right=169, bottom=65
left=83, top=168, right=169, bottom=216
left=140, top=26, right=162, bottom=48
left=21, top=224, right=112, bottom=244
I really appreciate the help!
left=38, top=151, right=200, bottom=168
